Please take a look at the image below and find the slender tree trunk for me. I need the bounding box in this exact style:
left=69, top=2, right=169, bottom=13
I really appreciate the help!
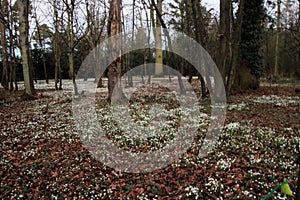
left=0, top=22, right=9, bottom=90
left=190, top=0, right=209, bottom=98
left=148, top=4, right=156, bottom=84
left=66, top=0, right=78, bottom=95
left=42, top=55, right=48, bottom=83
left=226, top=0, right=245, bottom=95
left=127, top=0, right=135, bottom=87
left=8, top=40, right=13, bottom=91
left=139, top=9, right=147, bottom=84
left=53, top=2, right=62, bottom=90
left=184, top=0, right=193, bottom=83
left=8, top=5, right=15, bottom=91
left=96, top=49, right=104, bottom=87
left=298, top=0, right=300, bottom=77
left=0, top=0, right=9, bottom=90
left=10, top=42, right=17, bottom=91
left=121, top=5, right=127, bottom=85
left=84, top=0, right=106, bottom=87
left=18, top=0, right=34, bottom=95
left=151, top=0, right=186, bottom=94
left=154, top=0, right=163, bottom=77
left=54, top=42, right=62, bottom=90
left=11, top=7, right=18, bottom=91
left=274, top=0, right=281, bottom=78
left=34, top=16, right=49, bottom=84
left=69, top=51, right=78, bottom=94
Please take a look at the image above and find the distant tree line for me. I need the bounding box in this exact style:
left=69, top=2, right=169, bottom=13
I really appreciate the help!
left=0, top=0, right=299, bottom=98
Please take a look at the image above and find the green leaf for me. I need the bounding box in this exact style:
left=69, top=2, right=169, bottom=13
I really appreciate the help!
left=281, top=182, right=293, bottom=196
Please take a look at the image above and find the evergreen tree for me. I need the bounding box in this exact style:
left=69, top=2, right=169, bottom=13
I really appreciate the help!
left=240, top=0, right=266, bottom=78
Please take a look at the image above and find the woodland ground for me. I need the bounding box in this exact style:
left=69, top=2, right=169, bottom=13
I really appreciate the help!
left=0, top=79, right=300, bottom=200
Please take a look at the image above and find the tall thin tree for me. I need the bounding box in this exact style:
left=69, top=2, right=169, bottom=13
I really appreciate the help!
left=190, top=0, right=210, bottom=98
left=18, top=0, right=34, bottom=95
left=217, top=0, right=231, bottom=83
left=64, top=0, right=78, bottom=94
left=107, top=0, right=123, bottom=102
left=274, top=0, right=281, bottom=78
left=0, top=0, right=9, bottom=89
left=226, top=0, right=245, bottom=95
left=52, top=0, right=62, bottom=90
left=33, top=10, right=49, bottom=84
left=154, top=0, right=163, bottom=77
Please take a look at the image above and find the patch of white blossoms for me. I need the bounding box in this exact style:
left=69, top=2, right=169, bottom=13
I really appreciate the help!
left=217, top=157, right=236, bottom=170
left=252, top=95, right=300, bottom=107
left=185, top=185, right=201, bottom=200
left=228, top=102, right=247, bottom=111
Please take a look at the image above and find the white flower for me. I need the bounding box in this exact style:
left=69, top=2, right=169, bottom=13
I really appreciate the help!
left=224, top=122, right=240, bottom=132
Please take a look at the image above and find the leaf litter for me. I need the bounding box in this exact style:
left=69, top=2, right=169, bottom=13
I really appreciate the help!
left=0, top=80, right=300, bottom=199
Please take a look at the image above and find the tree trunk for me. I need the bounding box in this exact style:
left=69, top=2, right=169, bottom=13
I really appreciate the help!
left=217, top=0, right=231, bottom=83
left=274, top=0, right=281, bottom=78
left=84, top=0, right=107, bottom=87
left=147, top=4, right=155, bottom=84
left=190, top=0, right=209, bottom=98
left=149, top=5, right=155, bottom=82
left=11, top=10, right=18, bottom=91
left=226, top=0, right=245, bottom=95
left=0, top=0, right=9, bottom=90
left=66, top=0, right=78, bottom=95
left=154, top=0, right=163, bottom=77
left=140, top=9, right=147, bottom=84
left=215, top=0, right=232, bottom=97
left=0, top=21, right=9, bottom=90
left=298, top=0, right=300, bottom=77
left=10, top=42, right=17, bottom=91
left=184, top=0, right=193, bottom=83
left=151, top=0, right=186, bottom=94
left=18, top=0, right=34, bottom=95
left=107, top=0, right=123, bottom=102
left=8, top=37, right=14, bottom=91
left=53, top=1, right=62, bottom=90
left=34, top=16, right=49, bottom=84
left=8, top=7, right=15, bottom=91
left=127, top=0, right=135, bottom=87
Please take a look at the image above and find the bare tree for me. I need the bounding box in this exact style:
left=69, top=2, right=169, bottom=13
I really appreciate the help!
left=190, top=0, right=210, bottom=98
left=63, top=0, right=78, bottom=94
left=274, top=0, right=281, bottom=78
left=18, top=0, right=35, bottom=95
left=84, top=0, right=107, bottom=87
left=52, top=0, right=62, bottom=90
left=32, top=7, right=49, bottom=84
left=140, top=0, right=152, bottom=84
left=60, top=0, right=89, bottom=94
left=8, top=0, right=18, bottom=91
left=0, top=0, right=9, bottom=89
left=127, top=0, right=135, bottom=87
left=217, top=0, right=232, bottom=83
left=183, top=0, right=193, bottom=83
left=107, top=0, right=123, bottom=102
left=154, top=0, right=163, bottom=76
left=226, top=0, right=245, bottom=95
left=298, top=0, right=300, bottom=77
left=150, top=0, right=186, bottom=94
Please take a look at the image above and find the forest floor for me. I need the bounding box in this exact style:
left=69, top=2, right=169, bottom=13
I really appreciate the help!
left=0, top=79, right=300, bottom=200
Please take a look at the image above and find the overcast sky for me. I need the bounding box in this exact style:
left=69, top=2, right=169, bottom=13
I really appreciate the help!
left=202, top=0, right=219, bottom=13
